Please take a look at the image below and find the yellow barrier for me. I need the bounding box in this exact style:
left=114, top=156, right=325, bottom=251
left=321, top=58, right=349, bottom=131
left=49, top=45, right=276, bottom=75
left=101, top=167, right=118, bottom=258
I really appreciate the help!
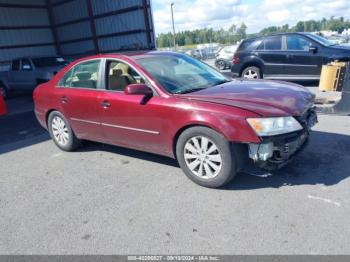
left=319, top=61, right=346, bottom=92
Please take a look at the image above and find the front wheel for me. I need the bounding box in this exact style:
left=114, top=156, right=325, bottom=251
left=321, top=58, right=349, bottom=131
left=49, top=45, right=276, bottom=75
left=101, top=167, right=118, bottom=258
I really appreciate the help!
left=176, top=126, right=240, bottom=188
left=241, top=66, right=262, bottom=79
left=48, top=111, right=81, bottom=151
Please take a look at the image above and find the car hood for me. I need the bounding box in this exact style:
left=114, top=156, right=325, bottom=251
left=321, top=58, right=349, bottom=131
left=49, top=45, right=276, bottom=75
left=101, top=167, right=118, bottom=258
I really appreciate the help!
left=332, top=44, right=350, bottom=51
left=180, top=79, right=315, bottom=117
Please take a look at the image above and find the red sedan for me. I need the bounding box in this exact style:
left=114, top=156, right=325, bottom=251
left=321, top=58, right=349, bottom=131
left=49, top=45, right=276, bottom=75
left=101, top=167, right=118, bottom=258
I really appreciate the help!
left=34, top=52, right=317, bottom=188
left=0, top=93, right=6, bottom=116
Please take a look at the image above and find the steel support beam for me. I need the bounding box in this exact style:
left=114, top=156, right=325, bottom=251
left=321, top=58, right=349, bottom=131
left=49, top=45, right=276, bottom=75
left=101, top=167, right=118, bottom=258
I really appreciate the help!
left=46, top=0, right=62, bottom=56
left=86, top=0, right=99, bottom=54
left=142, top=0, right=152, bottom=48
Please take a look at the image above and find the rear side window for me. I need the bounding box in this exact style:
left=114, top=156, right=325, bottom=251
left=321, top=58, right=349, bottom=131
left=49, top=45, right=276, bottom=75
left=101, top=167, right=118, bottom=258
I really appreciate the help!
left=260, top=36, right=282, bottom=50
left=12, top=60, right=20, bottom=71
left=58, top=60, right=101, bottom=89
left=264, top=36, right=282, bottom=50
left=238, top=39, right=262, bottom=52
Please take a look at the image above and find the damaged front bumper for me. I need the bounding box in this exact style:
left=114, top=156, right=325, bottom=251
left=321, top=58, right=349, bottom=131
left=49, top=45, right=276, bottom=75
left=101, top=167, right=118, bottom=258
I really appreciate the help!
left=247, top=108, right=317, bottom=171
left=248, top=130, right=309, bottom=171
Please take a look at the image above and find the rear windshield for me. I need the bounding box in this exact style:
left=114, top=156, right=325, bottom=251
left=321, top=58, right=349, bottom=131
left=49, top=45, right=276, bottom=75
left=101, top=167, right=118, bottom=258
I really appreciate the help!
left=237, top=38, right=262, bottom=52
left=32, top=57, right=67, bottom=68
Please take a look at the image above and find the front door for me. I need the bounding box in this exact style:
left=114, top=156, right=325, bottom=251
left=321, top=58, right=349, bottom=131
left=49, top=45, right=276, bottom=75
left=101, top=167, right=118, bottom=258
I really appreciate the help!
left=55, top=59, right=104, bottom=142
left=16, top=59, right=36, bottom=89
left=284, top=35, right=323, bottom=78
left=97, top=60, right=167, bottom=155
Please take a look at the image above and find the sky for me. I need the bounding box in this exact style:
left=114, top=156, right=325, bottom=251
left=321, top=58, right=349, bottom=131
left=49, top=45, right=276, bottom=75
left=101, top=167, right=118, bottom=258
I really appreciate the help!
left=151, top=0, right=350, bottom=34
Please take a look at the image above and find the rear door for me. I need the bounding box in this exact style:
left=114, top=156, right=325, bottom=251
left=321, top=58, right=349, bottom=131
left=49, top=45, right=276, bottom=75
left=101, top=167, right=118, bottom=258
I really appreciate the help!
left=255, top=35, right=287, bottom=77
left=284, top=34, right=323, bottom=78
left=54, top=59, right=104, bottom=142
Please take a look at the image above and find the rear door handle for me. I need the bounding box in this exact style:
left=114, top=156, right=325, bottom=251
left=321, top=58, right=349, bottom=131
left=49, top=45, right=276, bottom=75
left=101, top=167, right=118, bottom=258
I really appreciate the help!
left=60, top=96, right=68, bottom=104
left=100, top=100, right=110, bottom=108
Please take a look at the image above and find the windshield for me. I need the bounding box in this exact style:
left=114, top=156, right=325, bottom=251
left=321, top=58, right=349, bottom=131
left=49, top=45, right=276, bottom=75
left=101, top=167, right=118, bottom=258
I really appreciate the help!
left=135, top=54, right=228, bottom=94
left=304, top=33, right=334, bottom=46
left=32, top=57, right=67, bottom=68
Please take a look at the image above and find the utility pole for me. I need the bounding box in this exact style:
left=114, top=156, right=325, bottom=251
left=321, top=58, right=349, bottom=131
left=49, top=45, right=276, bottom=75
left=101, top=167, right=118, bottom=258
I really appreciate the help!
left=171, top=3, right=176, bottom=50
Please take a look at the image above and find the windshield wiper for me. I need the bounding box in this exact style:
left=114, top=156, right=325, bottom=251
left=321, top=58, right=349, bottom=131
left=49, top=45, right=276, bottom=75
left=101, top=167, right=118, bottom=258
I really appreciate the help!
left=174, top=87, right=207, bottom=94
left=210, top=79, right=230, bottom=87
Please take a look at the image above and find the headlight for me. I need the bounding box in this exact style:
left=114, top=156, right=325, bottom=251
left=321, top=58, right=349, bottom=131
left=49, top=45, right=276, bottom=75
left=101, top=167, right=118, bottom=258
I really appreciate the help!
left=247, top=116, right=303, bottom=136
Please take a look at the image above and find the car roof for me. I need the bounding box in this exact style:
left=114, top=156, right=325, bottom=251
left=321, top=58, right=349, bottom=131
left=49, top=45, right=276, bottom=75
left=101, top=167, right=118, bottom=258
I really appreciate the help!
left=72, top=51, right=182, bottom=63
left=243, top=32, right=311, bottom=42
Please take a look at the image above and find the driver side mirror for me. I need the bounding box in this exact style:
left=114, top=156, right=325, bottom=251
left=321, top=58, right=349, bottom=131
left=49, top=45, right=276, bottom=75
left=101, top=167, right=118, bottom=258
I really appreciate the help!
left=124, top=84, right=153, bottom=104
left=309, top=45, right=318, bottom=53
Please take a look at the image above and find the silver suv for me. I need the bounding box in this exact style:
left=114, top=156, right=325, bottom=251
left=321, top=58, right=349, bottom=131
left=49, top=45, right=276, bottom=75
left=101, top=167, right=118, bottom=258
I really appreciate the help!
left=0, top=56, right=68, bottom=98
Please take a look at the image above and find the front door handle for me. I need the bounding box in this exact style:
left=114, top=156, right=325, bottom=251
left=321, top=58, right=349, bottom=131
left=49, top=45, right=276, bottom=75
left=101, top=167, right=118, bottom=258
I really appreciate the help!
left=100, top=100, right=111, bottom=108
left=60, top=96, right=68, bottom=104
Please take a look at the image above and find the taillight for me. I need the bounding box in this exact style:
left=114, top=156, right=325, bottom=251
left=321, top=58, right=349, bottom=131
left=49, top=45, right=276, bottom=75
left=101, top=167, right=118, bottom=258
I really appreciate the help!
left=232, top=54, right=239, bottom=64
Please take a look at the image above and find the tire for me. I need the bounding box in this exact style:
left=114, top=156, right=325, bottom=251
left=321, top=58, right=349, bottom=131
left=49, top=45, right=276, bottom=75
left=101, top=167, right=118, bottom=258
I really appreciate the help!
left=241, top=66, right=262, bottom=79
left=48, top=111, right=81, bottom=151
left=215, top=60, right=227, bottom=71
left=176, top=126, right=241, bottom=188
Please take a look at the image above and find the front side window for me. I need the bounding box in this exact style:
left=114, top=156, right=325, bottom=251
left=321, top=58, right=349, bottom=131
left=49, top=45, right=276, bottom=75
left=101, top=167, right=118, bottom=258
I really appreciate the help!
left=21, top=59, right=32, bottom=71
left=286, top=35, right=311, bottom=51
left=106, top=61, right=144, bottom=91
left=264, top=36, right=282, bottom=50
left=135, top=54, right=228, bottom=94
left=58, top=60, right=100, bottom=89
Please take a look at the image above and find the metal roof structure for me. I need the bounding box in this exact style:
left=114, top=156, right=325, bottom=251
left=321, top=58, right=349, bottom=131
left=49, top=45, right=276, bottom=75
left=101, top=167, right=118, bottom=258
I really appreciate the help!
left=0, top=0, right=155, bottom=66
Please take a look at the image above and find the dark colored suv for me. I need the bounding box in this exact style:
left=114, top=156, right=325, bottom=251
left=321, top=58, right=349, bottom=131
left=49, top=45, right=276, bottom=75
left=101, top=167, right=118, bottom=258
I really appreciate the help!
left=231, top=32, right=350, bottom=80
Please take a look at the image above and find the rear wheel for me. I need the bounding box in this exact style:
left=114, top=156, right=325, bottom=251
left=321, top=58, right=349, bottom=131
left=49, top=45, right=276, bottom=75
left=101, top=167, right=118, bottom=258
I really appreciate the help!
left=215, top=60, right=227, bottom=70
left=48, top=111, right=81, bottom=151
left=241, top=66, right=262, bottom=79
left=176, top=126, right=240, bottom=188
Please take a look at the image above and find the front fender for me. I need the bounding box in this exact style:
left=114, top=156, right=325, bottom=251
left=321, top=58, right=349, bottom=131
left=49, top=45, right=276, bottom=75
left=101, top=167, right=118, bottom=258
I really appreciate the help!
left=166, top=101, right=261, bottom=157
left=177, top=111, right=260, bottom=143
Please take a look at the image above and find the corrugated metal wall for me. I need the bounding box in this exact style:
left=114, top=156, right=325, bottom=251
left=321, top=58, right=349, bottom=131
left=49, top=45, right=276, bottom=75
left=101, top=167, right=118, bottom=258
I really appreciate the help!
left=0, top=0, right=155, bottom=65
left=52, top=0, right=155, bottom=56
left=0, top=0, right=56, bottom=65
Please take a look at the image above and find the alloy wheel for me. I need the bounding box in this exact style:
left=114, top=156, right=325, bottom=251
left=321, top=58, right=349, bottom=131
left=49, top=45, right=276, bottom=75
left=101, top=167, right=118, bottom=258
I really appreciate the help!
left=217, top=60, right=226, bottom=70
left=243, top=69, right=259, bottom=79
left=183, top=136, right=222, bottom=179
left=51, top=116, right=70, bottom=146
